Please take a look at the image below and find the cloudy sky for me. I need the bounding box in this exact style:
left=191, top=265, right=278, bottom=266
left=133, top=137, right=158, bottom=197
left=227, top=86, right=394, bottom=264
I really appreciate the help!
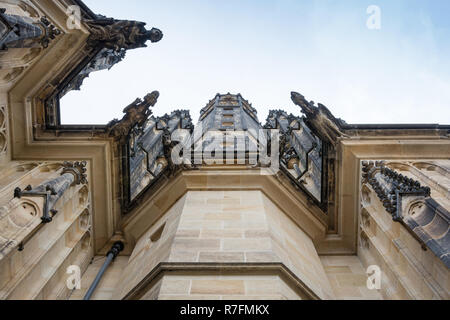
left=61, top=0, right=450, bottom=125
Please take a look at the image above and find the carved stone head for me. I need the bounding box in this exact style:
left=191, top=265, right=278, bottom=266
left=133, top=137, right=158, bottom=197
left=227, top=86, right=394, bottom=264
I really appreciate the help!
left=143, top=27, right=163, bottom=43
left=291, top=92, right=317, bottom=117
left=143, top=91, right=160, bottom=106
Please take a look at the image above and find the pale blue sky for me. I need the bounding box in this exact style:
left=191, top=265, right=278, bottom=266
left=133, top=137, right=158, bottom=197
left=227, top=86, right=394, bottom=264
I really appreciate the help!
left=61, top=0, right=450, bottom=125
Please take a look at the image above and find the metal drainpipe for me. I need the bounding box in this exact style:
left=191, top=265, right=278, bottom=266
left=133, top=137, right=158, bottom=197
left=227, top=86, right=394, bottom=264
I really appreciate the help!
left=83, top=241, right=124, bottom=300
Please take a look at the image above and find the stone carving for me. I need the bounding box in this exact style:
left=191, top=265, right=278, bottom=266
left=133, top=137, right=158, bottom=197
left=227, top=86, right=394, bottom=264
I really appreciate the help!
left=59, top=48, right=126, bottom=98
left=37, top=16, right=61, bottom=49
left=122, top=93, right=329, bottom=212
left=61, top=161, right=88, bottom=185
left=125, top=109, right=193, bottom=207
left=361, top=208, right=371, bottom=229
left=362, top=161, right=430, bottom=221
left=162, top=123, right=195, bottom=175
left=14, top=161, right=88, bottom=223
left=361, top=161, right=449, bottom=268
left=107, top=91, right=160, bottom=141
left=361, top=185, right=372, bottom=207
left=403, top=197, right=450, bottom=267
left=265, top=109, right=323, bottom=202
left=56, top=17, right=163, bottom=100
left=360, top=230, right=371, bottom=249
left=291, top=92, right=347, bottom=145
left=85, top=17, right=163, bottom=52
left=0, top=9, right=61, bottom=50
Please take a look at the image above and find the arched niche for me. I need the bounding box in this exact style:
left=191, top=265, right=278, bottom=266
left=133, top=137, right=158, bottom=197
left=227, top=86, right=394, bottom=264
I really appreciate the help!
left=78, top=185, right=90, bottom=209
left=79, top=209, right=91, bottom=233
left=360, top=208, right=371, bottom=229
left=361, top=184, right=372, bottom=208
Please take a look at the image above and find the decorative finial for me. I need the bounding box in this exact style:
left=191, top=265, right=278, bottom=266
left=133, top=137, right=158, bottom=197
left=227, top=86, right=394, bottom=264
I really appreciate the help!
left=62, top=161, right=88, bottom=185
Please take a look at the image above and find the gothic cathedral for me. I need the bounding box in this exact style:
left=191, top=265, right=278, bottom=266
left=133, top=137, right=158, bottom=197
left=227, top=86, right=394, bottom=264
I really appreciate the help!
left=0, top=0, right=448, bottom=300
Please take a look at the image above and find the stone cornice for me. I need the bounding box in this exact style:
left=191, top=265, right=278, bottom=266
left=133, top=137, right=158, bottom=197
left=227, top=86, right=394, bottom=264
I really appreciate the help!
left=120, top=169, right=329, bottom=256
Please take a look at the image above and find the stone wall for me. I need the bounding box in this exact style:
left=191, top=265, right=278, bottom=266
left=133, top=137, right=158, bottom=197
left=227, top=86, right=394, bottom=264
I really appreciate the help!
left=157, top=274, right=303, bottom=300
left=107, top=190, right=334, bottom=300
left=70, top=256, right=128, bottom=300
left=321, top=256, right=382, bottom=300
left=0, top=162, right=93, bottom=300
left=113, top=194, right=187, bottom=299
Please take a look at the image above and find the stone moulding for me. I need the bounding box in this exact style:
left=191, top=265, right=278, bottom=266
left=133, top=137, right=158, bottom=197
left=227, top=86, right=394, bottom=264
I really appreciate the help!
left=123, top=263, right=320, bottom=300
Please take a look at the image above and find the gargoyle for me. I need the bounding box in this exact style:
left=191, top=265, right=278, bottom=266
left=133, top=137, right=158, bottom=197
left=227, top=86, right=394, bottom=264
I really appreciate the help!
left=291, top=92, right=348, bottom=145
left=107, top=91, right=160, bottom=140
left=85, top=18, right=163, bottom=52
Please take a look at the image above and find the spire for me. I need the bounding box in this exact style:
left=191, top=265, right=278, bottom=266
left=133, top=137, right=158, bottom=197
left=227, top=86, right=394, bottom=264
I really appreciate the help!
left=199, top=93, right=259, bottom=131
